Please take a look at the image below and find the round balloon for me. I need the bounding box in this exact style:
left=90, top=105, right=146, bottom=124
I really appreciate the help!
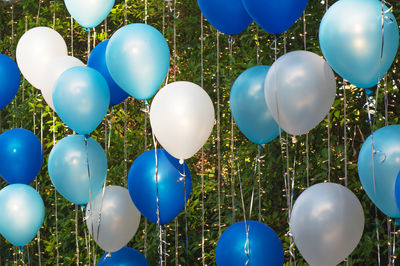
left=106, top=23, right=170, bottom=100
left=53, top=66, right=110, bottom=135
left=88, top=40, right=129, bottom=106
left=64, top=0, right=115, bottom=28
left=86, top=186, right=141, bottom=253
left=0, top=184, right=44, bottom=247
left=319, top=0, right=398, bottom=89
left=48, top=135, right=107, bottom=205
left=290, top=183, right=364, bottom=266
left=264, top=50, right=336, bottom=136
left=150, top=81, right=215, bottom=160
left=98, top=247, right=149, bottom=266
left=230, top=65, right=279, bottom=144
left=128, top=149, right=192, bottom=225
left=0, top=128, right=42, bottom=185
left=216, top=221, right=284, bottom=266
left=0, top=54, right=20, bottom=110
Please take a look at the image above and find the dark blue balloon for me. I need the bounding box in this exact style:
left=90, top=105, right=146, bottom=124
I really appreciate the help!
left=198, top=0, right=252, bottom=35
left=128, top=149, right=191, bottom=225
left=0, top=54, right=20, bottom=110
left=98, top=247, right=149, bottom=266
left=216, top=221, right=284, bottom=266
left=0, top=128, right=43, bottom=184
left=88, top=40, right=129, bottom=106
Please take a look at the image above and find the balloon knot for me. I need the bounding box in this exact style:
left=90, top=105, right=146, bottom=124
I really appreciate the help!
left=257, top=144, right=264, bottom=150
left=395, top=218, right=400, bottom=226
left=274, top=34, right=281, bottom=41
left=179, top=159, right=184, bottom=165
left=365, top=88, right=374, bottom=96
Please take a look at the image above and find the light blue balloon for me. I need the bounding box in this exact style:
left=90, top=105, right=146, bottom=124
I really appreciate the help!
left=53, top=66, right=110, bottom=135
left=0, top=184, right=44, bottom=247
left=106, top=23, right=170, bottom=100
left=358, top=125, right=400, bottom=218
left=319, top=0, right=398, bottom=89
left=48, top=135, right=107, bottom=205
left=230, top=66, right=279, bottom=144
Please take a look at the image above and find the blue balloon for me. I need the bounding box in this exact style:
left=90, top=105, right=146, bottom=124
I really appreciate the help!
left=319, top=0, right=398, bottom=89
left=0, top=184, right=44, bottom=247
left=0, top=54, right=20, bottom=110
left=216, top=221, right=284, bottom=266
left=0, top=128, right=42, bottom=185
left=53, top=66, right=110, bottom=135
left=197, top=0, right=252, bottom=35
left=241, top=0, right=308, bottom=34
left=230, top=66, right=279, bottom=144
left=358, top=125, right=400, bottom=218
left=128, top=149, right=191, bottom=225
left=98, top=247, right=149, bottom=266
left=88, top=40, right=129, bottom=106
left=48, top=135, right=107, bottom=205
left=106, top=23, right=170, bottom=101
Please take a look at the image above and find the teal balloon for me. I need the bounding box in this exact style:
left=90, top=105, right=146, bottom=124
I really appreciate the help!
left=0, top=184, right=44, bottom=247
left=48, top=135, right=107, bottom=205
left=106, top=23, right=170, bottom=100
left=64, top=0, right=115, bottom=28
left=358, top=125, right=400, bottom=218
left=53, top=66, right=110, bottom=135
left=319, top=0, right=398, bottom=89
left=230, top=66, right=279, bottom=144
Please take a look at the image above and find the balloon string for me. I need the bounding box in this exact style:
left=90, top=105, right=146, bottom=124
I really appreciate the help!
left=81, top=207, right=91, bottom=266
left=87, top=29, right=91, bottom=61
left=141, top=101, right=149, bottom=258
left=52, top=111, right=60, bottom=266
left=256, top=25, right=260, bottom=64
left=123, top=100, right=128, bottom=186
left=70, top=17, right=74, bottom=56
left=83, top=136, right=93, bottom=266
left=248, top=147, right=264, bottom=220
left=52, top=0, right=56, bottom=29
left=124, top=0, right=128, bottom=25
left=327, top=113, right=331, bottom=182
left=228, top=34, right=234, bottom=232
left=75, top=205, right=80, bottom=266
left=183, top=165, right=189, bottom=261
left=306, top=133, right=309, bottom=187
left=200, top=13, right=205, bottom=266
left=36, top=0, right=41, bottom=26
left=144, top=0, right=148, bottom=24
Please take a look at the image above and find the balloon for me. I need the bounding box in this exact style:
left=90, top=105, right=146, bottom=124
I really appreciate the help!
left=150, top=81, right=215, bottom=160
left=197, top=0, right=252, bottom=35
left=0, top=184, right=44, bottom=247
left=48, top=135, right=107, bottom=205
left=319, top=0, right=398, bottom=89
left=216, top=221, right=284, bottom=266
left=290, top=183, right=364, bottom=266
left=358, top=125, right=400, bottom=218
left=264, top=51, right=336, bottom=136
left=98, top=247, right=149, bottom=266
left=0, top=128, right=42, bottom=185
left=230, top=66, right=279, bottom=144
left=64, top=0, right=115, bottom=29
left=0, top=54, right=20, bottom=110
left=16, top=27, right=68, bottom=89
left=106, top=23, right=170, bottom=100
left=86, top=186, right=141, bottom=253
left=53, top=66, right=110, bottom=135
left=88, top=40, right=129, bottom=106
left=241, top=0, right=308, bottom=34
left=128, top=149, right=192, bottom=225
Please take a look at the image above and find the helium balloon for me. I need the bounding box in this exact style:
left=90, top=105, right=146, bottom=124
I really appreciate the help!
left=16, top=27, right=67, bottom=89
left=230, top=66, right=279, bottom=144
left=197, top=0, right=252, bottom=35
left=242, top=0, right=308, bottom=34
left=150, top=81, right=215, bottom=160
left=88, top=40, right=129, bottom=106
left=53, top=66, right=110, bottom=135
left=64, top=0, right=115, bottom=29
left=128, top=149, right=192, bottom=225
left=48, top=135, right=107, bottom=205
left=290, top=183, right=364, bottom=266
left=319, top=0, right=398, bottom=89
left=0, top=128, right=42, bottom=185
left=216, top=221, right=284, bottom=266
left=106, top=23, right=170, bottom=100
left=264, top=51, right=336, bottom=136
left=98, top=247, right=149, bottom=266
left=0, top=184, right=44, bottom=247
left=86, top=186, right=141, bottom=252
left=0, top=54, right=20, bottom=110
left=358, top=125, right=400, bottom=218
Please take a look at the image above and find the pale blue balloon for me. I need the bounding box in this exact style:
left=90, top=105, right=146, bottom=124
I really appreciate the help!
left=358, top=125, right=400, bottom=218
left=48, top=135, right=107, bottom=205
left=319, top=0, right=398, bottom=89
left=0, top=184, right=44, bottom=247
left=106, top=23, right=170, bottom=100
left=230, top=66, right=279, bottom=144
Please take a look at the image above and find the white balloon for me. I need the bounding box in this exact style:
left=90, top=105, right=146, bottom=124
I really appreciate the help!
left=150, top=81, right=215, bottom=160
left=16, top=27, right=68, bottom=89
left=264, top=50, right=336, bottom=135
